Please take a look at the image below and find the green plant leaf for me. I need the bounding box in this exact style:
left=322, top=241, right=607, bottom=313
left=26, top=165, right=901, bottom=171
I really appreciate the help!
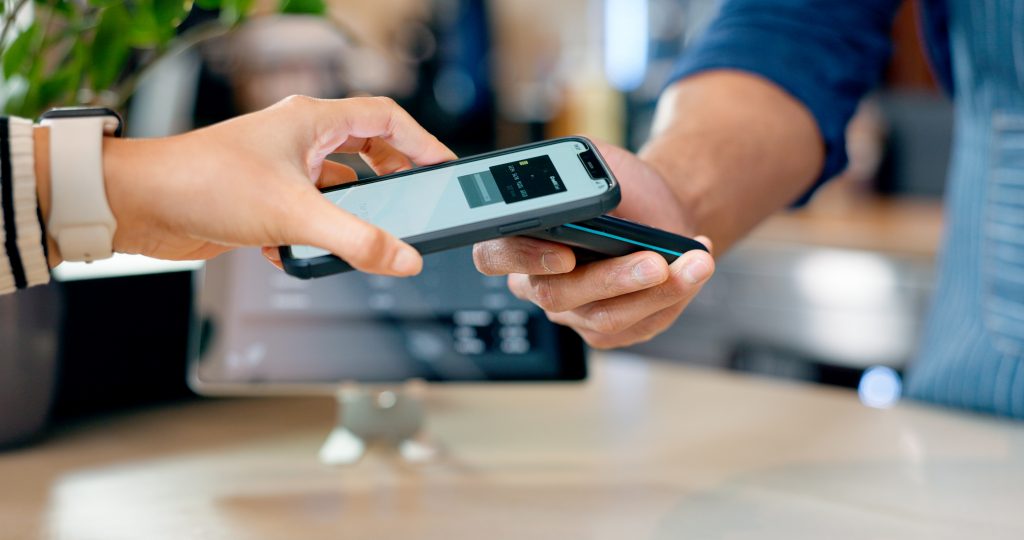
left=38, top=67, right=77, bottom=108
left=89, top=5, right=132, bottom=91
left=126, top=3, right=164, bottom=47
left=2, top=23, right=39, bottom=79
left=195, top=0, right=222, bottom=10
left=278, top=0, right=326, bottom=15
left=154, top=0, right=193, bottom=28
left=33, top=0, right=75, bottom=16
left=29, top=35, right=85, bottom=111
left=18, top=54, right=46, bottom=116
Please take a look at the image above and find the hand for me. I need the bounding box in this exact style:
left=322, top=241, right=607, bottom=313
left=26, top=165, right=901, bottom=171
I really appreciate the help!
left=65, top=95, right=455, bottom=275
left=473, top=142, right=715, bottom=348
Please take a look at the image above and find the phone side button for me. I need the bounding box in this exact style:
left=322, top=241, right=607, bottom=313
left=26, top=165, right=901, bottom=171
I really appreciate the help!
left=498, top=219, right=542, bottom=235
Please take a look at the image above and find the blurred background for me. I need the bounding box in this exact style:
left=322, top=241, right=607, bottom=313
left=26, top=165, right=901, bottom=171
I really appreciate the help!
left=1, top=0, right=948, bottom=446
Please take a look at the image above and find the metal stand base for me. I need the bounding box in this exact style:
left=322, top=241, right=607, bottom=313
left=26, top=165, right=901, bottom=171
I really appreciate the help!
left=318, top=381, right=439, bottom=466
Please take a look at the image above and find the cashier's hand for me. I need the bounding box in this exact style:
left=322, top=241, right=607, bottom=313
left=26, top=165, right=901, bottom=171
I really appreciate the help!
left=472, top=142, right=715, bottom=349
left=97, top=95, right=454, bottom=276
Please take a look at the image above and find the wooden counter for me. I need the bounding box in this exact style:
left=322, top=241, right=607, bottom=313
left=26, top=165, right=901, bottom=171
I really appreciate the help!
left=2, top=354, right=1021, bottom=540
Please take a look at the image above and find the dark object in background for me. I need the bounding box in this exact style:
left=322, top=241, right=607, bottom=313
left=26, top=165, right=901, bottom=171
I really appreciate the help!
left=729, top=341, right=871, bottom=390
left=193, top=247, right=586, bottom=390
left=399, top=0, right=496, bottom=154
left=874, top=91, right=954, bottom=198
left=0, top=284, right=60, bottom=448
left=50, top=272, right=195, bottom=421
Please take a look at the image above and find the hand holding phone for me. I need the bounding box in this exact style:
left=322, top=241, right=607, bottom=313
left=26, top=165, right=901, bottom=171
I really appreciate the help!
left=472, top=140, right=716, bottom=355
left=280, top=137, right=620, bottom=278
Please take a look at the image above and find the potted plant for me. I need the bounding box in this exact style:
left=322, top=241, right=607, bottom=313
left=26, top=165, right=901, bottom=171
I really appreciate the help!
left=0, top=0, right=326, bottom=448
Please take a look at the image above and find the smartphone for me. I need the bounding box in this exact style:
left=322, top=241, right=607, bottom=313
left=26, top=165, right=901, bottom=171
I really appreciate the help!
left=281, top=137, right=620, bottom=278
left=526, top=215, right=707, bottom=265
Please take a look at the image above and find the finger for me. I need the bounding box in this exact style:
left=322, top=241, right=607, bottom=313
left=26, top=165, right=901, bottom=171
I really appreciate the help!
left=263, top=245, right=282, bottom=262
left=333, top=135, right=414, bottom=175
left=316, top=160, right=358, bottom=189
left=546, top=249, right=715, bottom=335
left=356, top=136, right=415, bottom=176
left=695, top=235, right=714, bottom=255
left=590, top=139, right=634, bottom=176
left=262, top=246, right=285, bottom=271
left=588, top=140, right=641, bottom=222
left=318, top=96, right=456, bottom=166
left=284, top=186, right=422, bottom=276
left=473, top=237, right=576, bottom=276
left=507, top=251, right=671, bottom=313
left=575, top=302, right=687, bottom=350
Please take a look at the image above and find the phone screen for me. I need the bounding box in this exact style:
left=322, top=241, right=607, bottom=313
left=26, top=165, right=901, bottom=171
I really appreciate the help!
left=290, top=140, right=609, bottom=260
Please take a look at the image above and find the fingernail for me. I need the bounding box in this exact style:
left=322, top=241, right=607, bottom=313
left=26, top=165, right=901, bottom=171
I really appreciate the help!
left=541, top=250, right=567, bottom=273
left=632, top=257, right=665, bottom=286
left=392, top=246, right=421, bottom=274
left=681, top=253, right=711, bottom=284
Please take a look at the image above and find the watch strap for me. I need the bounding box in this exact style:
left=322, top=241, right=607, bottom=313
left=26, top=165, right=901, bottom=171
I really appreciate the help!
left=41, top=115, right=118, bottom=262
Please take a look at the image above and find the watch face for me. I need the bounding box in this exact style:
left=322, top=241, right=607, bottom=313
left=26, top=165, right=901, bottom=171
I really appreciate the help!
left=40, top=107, right=123, bottom=137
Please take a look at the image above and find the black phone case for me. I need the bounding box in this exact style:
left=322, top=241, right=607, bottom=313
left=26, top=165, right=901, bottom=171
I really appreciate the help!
left=280, top=136, right=620, bottom=279
left=525, top=215, right=707, bottom=265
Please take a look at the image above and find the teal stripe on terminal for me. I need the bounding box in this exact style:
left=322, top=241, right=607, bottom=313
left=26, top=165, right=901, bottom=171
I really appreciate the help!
left=563, top=223, right=683, bottom=257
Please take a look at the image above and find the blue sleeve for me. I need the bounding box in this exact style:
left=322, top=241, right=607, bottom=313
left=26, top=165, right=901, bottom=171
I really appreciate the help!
left=669, top=0, right=901, bottom=204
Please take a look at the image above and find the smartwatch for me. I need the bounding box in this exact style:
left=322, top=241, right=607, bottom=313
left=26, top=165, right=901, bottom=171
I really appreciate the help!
left=39, top=107, right=123, bottom=262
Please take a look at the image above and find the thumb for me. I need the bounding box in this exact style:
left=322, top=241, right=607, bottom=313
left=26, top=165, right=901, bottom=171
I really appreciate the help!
left=287, top=189, right=423, bottom=276
left=589, top=138, right=631, bottom=173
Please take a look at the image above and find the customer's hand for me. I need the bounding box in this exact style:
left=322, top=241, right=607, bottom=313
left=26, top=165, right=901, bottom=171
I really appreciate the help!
left=472, top=142, right=715, bottom=348
left=83, top=95, right=454, bottom=276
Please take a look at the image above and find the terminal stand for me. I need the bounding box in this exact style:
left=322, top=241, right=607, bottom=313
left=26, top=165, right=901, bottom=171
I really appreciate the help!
left=318, top=381, right=440, bottom=465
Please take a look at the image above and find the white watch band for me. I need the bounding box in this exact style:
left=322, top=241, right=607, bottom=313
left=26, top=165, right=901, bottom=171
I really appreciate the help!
left=41, top=115, right=119, bottom=262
